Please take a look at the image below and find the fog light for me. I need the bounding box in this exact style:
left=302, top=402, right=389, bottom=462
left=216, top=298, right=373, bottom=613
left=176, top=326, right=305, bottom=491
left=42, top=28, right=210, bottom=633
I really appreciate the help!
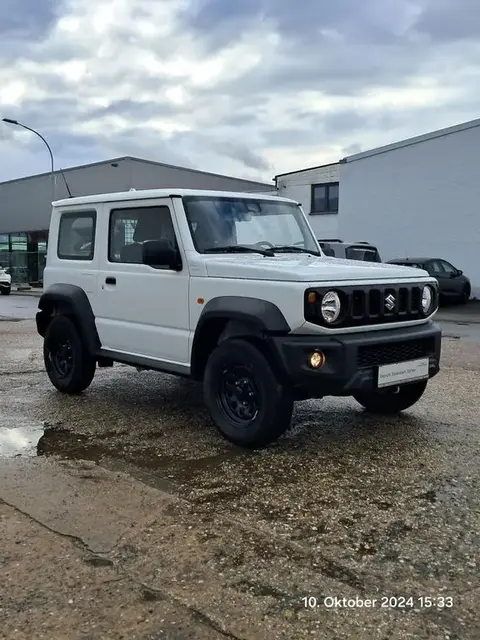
left=309, top=351, right=326, bottom=369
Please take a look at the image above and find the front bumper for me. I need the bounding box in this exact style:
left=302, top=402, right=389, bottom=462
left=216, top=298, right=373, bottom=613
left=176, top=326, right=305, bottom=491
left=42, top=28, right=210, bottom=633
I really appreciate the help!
left=269, top=321, right=441, bottom=397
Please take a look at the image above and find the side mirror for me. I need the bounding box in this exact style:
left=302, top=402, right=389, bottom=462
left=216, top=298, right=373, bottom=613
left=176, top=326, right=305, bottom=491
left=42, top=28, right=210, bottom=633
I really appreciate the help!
left=142, top=239, right=181, bottom=271
left=456, top=269, right=463, bottom=276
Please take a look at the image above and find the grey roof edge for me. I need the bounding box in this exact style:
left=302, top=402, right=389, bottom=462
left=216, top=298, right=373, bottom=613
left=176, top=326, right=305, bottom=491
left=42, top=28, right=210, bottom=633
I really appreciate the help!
left=274, top=161, right=340, bottom=179
left=0, top=155, right=274, bottom=189
left=129, top=157, right=274, bottom=187
left=0, top=155, right=131, bottom=187
left=341, top=116, right=480, bottom=163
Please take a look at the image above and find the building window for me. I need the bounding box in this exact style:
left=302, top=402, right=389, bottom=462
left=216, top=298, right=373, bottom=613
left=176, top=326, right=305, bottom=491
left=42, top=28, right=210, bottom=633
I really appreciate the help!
left=57, top=211, right=96, bottom=260
left=10, top=233, right=27, bottom=250
left=310, top=182, right=339, bottom=214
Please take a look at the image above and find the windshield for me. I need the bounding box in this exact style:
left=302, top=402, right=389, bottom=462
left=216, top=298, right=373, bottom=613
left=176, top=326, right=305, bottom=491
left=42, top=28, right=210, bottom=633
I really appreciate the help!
left=182, top=196, right=320, bottom=255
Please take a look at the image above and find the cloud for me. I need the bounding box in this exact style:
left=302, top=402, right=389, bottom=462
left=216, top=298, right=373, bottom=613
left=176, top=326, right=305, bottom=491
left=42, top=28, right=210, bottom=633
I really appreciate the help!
left=1, top=0, right=480, bottom=183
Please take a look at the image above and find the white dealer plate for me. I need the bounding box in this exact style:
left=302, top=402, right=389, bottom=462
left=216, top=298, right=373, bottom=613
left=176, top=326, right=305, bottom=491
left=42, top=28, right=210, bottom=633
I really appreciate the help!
left=377, top=358, right=429, bottom=389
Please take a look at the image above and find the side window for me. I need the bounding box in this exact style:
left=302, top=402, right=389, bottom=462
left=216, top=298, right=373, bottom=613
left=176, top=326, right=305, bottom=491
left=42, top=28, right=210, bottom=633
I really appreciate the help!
left=427, top=260, right=443, bottom=274
left=109, top=206, right=177, bottom=264
left=439, top=260, right=456, bottom=274
left=57, top=211, right=96, bottom=260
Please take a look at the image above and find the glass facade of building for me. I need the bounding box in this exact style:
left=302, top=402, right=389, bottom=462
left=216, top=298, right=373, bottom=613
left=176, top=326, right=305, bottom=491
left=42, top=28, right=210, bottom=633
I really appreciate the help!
left=0, top=230, right=48, bottom=285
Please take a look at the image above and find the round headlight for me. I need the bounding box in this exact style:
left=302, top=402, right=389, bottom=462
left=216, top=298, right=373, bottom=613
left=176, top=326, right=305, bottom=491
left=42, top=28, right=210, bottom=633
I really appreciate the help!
left=422, top=285, right=434, bottom=314
left=321, top=290, right=341, bottom=323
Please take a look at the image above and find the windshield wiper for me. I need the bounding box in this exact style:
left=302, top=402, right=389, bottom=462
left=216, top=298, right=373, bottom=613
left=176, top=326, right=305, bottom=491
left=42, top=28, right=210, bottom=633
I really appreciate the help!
left=273, top=245, right=320, bottom=256
left=203, top=245, right=274, bottom=257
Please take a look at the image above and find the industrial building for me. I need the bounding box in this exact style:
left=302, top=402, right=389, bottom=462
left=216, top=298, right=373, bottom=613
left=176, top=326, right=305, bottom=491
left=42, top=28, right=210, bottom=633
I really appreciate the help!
left=0, top=156, right=274, bottom=285
left=338, top=118, right=480, bottom=298
left=276, top=117, right=480, bottom=298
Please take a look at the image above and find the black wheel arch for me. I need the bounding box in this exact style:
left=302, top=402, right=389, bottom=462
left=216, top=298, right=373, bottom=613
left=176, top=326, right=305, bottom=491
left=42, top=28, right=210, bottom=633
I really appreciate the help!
left=190, top=296, right=290, bottom=381
left=36, top=284, right=101, bottom=357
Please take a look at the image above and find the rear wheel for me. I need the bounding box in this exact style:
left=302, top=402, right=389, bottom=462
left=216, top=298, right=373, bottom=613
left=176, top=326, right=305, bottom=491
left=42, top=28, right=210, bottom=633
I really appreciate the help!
left=44, top=315, right=96, bottom=394
left=0, top=285, right=10, bottom=295
left=203, top=338, right=293, bottom=448
left=353, top=380, right=428, bottom=414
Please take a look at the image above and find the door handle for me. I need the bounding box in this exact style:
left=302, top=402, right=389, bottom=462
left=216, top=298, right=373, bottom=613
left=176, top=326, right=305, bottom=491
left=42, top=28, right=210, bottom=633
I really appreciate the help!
left=105, top=277, right=116, bottom=285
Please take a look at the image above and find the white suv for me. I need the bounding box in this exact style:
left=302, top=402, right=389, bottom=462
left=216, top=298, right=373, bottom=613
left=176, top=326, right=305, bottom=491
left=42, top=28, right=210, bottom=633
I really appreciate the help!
left=37, top=189, right=441, bottom=448
left=0, top=265, right=11, bottom=295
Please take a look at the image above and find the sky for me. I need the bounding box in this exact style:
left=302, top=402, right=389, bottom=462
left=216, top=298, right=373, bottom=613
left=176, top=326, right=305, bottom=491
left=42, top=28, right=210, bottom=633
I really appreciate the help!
left=1, top=0, right=480, bottom=184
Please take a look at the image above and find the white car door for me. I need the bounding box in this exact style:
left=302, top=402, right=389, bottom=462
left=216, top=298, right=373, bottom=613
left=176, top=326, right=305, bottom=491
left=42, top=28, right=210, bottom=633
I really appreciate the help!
left=94, top=198, right=190, bottom=367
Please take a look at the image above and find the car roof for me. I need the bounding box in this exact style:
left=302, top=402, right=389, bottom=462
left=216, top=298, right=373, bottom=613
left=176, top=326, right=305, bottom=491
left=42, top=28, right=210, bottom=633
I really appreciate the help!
left=52, top=189, right=297, bottom=208
left=389, top=257, right=434, bottom=263
left=318, top=239, right=377, bottom=247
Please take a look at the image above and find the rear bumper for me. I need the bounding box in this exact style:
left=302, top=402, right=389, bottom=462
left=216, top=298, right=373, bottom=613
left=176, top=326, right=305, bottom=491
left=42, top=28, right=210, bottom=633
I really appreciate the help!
left=270, top=321, right=441, bottom=397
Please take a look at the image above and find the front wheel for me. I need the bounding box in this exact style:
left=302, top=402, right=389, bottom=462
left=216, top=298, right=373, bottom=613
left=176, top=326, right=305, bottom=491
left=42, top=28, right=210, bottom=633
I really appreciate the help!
left=203, top=339, right=293, bottom=448
left=458, top=285, right=470, bottom=305
left=353, top=380, right=428, bottom=414
left=0, top=286, right=10, bottom=295
left=44, top=315, right=96, bottom=394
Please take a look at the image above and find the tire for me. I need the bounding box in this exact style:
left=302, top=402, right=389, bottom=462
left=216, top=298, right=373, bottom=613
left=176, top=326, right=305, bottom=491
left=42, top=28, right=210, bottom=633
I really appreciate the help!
left=458, top=285, right=470, bottom=305
left=0, top=286, right=10, bottom=295
left=43, top=315, right=96, bottom=394
left=203, top=338, right=293, bottom=448
left=353, top=380, right=428, bottom=414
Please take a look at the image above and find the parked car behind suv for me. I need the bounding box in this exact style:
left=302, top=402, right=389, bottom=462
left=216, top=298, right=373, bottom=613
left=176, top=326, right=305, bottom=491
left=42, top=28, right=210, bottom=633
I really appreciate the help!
left=318, top=239, right=382, bottom=263
left=0, top=265, right=11, bottom=295
left=387, top=258, right=470, bottom=304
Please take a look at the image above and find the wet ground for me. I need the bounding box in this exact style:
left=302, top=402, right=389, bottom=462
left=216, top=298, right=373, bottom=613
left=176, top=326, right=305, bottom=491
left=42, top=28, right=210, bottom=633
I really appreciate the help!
left=0, top=299, right=479, bottom=639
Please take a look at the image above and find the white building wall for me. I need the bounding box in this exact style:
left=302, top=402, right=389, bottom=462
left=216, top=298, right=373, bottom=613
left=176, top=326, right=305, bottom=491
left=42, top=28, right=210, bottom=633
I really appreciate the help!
left=276, top=163, right=340, bottom=239
left=338, top=123, right=480, bottom=298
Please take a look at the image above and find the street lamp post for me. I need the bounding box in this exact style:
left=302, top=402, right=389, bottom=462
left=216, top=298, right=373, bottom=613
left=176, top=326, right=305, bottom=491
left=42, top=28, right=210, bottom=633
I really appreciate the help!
left=2, top=118, right=55, bottom=201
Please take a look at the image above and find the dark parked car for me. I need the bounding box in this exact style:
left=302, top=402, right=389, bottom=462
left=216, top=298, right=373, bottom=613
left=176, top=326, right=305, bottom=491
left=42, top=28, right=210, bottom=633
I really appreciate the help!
left=387, top=258, right=471, bottom=304
left=318, top=239, right=382, bottom=262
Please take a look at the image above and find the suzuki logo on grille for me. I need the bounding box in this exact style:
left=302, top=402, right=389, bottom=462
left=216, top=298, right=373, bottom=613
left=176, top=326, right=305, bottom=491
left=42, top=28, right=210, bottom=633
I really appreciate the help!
left=385, top=293, right=396, bottom=311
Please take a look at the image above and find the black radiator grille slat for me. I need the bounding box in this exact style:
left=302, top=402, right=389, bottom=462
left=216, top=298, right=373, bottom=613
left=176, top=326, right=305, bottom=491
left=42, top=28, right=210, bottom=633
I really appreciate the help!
left=398, top=287, right=409, bottom=314
left=357, top=338, right=435, bottom=368
left=368, top=289, right=381, bottom=317
left=411, top=286, right=421, bottom=314
left=351, top=290, right=366, bottom=318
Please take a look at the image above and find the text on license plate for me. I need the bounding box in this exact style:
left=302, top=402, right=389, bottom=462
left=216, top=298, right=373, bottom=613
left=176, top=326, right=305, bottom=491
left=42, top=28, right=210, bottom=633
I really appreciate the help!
left=377, top=358, right=429, bottom=389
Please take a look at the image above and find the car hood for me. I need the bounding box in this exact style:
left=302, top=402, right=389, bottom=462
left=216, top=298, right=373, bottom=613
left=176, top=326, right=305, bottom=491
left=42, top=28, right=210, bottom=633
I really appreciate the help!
left=203, top=254, right=431, bottom=282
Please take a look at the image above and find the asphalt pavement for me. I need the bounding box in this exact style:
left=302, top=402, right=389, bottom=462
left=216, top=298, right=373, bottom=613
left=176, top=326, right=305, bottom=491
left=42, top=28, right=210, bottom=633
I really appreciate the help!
left=0, top=296, right=479, bottom=639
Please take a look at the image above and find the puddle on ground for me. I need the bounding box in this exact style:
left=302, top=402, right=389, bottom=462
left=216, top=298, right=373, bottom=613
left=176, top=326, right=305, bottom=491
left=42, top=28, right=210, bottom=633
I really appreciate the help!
left=0, top=425, right=45, bottom=457
left=0, top=423, right=248, bottom=493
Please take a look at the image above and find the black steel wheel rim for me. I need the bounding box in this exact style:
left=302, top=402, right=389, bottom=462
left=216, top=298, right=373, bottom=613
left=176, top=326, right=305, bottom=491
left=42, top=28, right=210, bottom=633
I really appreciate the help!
left=48, top=339, right=74, bottom=379
left=219, top=364, right=259, bottom=425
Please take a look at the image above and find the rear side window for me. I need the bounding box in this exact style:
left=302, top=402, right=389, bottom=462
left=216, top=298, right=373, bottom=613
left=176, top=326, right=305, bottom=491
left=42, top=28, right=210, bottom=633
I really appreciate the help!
left=57, top=211, right=96, bottom=260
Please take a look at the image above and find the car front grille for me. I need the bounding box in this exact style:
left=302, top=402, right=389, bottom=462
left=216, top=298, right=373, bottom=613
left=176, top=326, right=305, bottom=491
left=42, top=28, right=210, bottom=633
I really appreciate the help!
left=304, top=282, right=438, bottom=328
left=356, top=337, right=436, bottom=368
